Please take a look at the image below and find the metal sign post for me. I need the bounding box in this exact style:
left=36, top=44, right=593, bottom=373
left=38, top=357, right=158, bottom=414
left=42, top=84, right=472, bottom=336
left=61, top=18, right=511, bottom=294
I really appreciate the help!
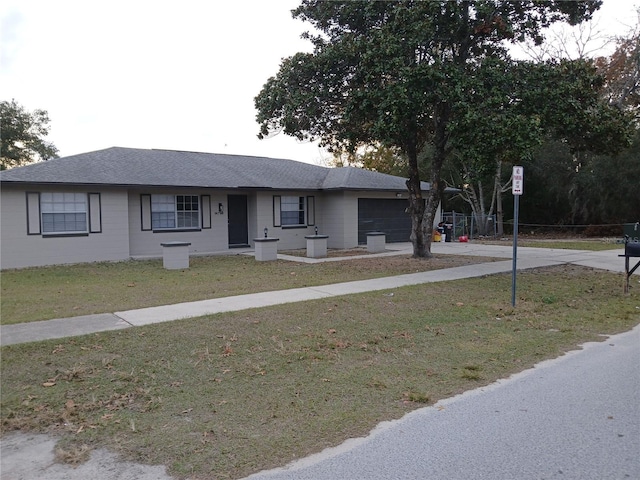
left=511, top=166, right=524, bottom=307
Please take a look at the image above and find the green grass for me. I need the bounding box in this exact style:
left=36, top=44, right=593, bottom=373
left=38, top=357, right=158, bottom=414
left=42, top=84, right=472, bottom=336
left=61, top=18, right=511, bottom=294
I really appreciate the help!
left=0, top=254, right=494, bottom=325
left=480, top=238, right=624, bottom=251
left=517, top=240, right=623, bottom=251
left=1, top=264, right=638, bottom=479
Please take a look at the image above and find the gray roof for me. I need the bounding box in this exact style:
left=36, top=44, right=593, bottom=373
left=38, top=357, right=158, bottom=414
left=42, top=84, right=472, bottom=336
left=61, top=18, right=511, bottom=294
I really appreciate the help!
left=0, top=147, right=431, bottom=192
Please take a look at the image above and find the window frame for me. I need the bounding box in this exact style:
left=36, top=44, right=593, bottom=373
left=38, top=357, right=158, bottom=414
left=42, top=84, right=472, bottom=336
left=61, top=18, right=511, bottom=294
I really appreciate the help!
left=40, top=192, right=89, bottom=236
left=280, top=195, right=306, bottom=227
left=273, top=195, right=315, bottom=229
left=150, top=194, right=201, bottom=232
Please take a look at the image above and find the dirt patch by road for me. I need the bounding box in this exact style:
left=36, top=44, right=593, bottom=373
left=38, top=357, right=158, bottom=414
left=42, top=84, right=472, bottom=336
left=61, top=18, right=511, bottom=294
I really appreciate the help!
left=1, top=432, right=175, bottom=480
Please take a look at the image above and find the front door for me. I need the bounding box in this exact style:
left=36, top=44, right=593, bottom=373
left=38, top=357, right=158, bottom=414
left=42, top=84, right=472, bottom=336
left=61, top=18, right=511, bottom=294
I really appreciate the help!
left=228, top=195, right=249, bottom=247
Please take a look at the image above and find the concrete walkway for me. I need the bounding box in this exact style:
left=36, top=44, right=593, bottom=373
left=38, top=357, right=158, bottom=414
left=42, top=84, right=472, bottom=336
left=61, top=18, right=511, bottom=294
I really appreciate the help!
left=0, top=242, right=632, bottom=347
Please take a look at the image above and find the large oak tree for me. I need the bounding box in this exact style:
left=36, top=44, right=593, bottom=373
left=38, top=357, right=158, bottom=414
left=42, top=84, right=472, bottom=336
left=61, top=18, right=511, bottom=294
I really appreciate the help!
left=255, top=1, right=603, bottom=257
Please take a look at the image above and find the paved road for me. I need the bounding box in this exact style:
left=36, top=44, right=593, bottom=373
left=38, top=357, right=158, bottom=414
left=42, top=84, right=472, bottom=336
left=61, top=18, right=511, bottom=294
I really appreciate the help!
left=246, top=325, right=640, bottom=480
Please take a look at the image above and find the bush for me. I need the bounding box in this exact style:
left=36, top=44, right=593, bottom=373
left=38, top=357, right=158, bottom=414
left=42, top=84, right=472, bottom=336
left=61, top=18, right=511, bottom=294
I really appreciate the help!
left=583, top=224, right=623, bottom=237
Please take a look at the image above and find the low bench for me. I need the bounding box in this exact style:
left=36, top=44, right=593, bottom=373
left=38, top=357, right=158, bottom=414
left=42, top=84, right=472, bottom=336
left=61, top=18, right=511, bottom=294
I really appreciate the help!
left=619, top=236, right=640, bottom=293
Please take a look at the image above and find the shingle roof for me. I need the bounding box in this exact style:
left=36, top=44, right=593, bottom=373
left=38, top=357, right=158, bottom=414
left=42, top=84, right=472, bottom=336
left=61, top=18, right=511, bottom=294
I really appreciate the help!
left=322, top=166, right=415, bottom=190
left=0, top=147, right=431, bottom=192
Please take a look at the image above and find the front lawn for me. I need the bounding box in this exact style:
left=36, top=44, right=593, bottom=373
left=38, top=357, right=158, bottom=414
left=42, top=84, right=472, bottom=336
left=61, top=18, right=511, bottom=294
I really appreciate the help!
left=0, top=253, right=494, bottom=325
left=1, top=263, right=638, bottom=479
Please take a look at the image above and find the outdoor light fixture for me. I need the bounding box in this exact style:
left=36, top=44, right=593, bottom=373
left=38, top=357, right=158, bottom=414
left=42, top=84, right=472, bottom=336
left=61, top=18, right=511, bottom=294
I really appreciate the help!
left=264, top=227, right=268, bottom=238
left=315, top=226, right=318, bottom=235
left=218, top=203, right=224, bottom=214
left=396, top=192, right=403, bottom=198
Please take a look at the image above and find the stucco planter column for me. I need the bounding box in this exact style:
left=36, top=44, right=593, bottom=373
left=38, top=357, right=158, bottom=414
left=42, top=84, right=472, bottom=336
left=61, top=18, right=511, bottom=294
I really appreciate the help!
left=366, top=232, right=386, bottom=253
left=254, top=237, right=279, bottom=261
left=305, top=234, right=329, bottom=258
left=160, top=241, right=191, bottom=269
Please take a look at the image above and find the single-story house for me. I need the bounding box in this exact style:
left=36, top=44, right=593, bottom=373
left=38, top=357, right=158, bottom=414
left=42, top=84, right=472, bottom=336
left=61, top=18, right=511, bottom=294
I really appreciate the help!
left=0, top=147, right=442, bottom=269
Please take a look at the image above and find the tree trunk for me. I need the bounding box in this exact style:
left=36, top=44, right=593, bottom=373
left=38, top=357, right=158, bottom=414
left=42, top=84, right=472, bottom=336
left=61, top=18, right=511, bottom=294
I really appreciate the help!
left=406, top=141, right=428, bottom=257
left=406, top=101, right=450, bottom=258
left=421, top=101, right=450, bottom=257
left=494, top=161, right=504, bottom=237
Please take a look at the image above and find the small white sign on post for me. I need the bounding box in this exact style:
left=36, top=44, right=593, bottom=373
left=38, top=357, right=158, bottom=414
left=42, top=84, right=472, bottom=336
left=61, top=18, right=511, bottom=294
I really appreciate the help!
left=512, top=166, right=524, bottom=195
left=511, top=165, right=524, bottom=306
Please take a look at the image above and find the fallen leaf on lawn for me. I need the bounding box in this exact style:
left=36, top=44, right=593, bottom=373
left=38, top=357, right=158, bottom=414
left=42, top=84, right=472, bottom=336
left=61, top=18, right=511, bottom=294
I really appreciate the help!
left=127, top=283, right=136, bottom=287
left=456, top=302, right=464, bottom=306
left=328, top=329, right=337, bottom=334
left=42, top=382, right=56, bottom=387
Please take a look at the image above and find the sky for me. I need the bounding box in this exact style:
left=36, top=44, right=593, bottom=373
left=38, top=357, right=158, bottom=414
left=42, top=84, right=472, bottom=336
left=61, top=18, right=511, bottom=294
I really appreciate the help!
left=1, top=0, right=638, bottom=165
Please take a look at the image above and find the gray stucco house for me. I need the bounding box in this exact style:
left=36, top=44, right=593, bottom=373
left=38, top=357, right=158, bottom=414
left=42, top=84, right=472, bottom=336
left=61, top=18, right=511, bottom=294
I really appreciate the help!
left=0, top=147, right=440, bottom=269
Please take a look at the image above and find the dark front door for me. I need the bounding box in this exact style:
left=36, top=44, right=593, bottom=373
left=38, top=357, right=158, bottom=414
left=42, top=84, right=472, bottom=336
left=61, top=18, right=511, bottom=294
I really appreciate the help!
left=228, top=195, right=248, bottom=247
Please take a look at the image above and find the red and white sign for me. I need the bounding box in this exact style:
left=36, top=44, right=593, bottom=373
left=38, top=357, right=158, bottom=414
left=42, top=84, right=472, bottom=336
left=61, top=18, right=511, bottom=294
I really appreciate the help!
left=512, top=166, right=524, bottom=195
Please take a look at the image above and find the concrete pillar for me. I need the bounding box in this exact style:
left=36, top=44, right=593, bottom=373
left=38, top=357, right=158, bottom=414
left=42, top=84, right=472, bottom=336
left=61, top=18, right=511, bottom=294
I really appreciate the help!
left=254, top=237, right=279, bottom=261
left=305, top=235, right=329, bottom=258
left=366, top=232, right=386, bottom=253
left=160, top=241, right=191, bottom=269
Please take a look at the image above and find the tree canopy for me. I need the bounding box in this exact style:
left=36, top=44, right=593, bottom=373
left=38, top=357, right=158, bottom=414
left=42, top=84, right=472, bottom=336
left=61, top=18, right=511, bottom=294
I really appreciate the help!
left=1, top=99, right=59, bottom=170
left=595, top=12, right=640, bottom=117
left=255, top=1, right=614, bottom=257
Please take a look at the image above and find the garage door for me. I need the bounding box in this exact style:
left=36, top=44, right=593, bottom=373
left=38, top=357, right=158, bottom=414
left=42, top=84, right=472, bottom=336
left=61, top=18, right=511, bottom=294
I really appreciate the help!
left=358, top=198, right=412, bottom=244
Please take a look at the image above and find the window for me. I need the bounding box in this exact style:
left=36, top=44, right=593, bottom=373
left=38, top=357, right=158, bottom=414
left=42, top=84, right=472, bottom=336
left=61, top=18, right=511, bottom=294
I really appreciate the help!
left=151, top=194, right=199, bottom=230
left=273, top=195, right=315, bottom=228
left=281, top=196, right=305, bottom=226
left=41, top=192, right=87, bottom=234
